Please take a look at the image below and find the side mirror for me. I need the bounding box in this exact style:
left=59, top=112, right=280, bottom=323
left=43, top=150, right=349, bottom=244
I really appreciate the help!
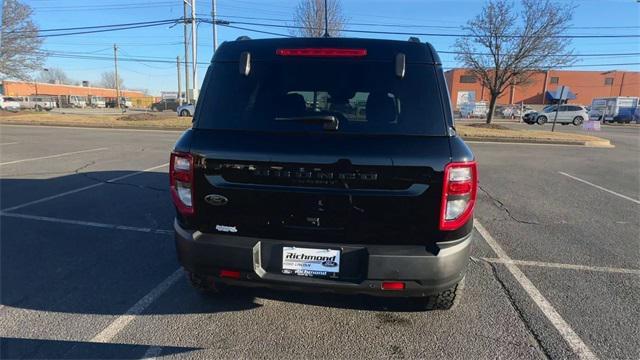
left=239, top=51, right=251, bottom=76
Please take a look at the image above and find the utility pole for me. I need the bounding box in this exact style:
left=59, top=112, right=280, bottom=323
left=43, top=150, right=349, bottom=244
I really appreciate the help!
left=177, top=56, right=182, bottom=106
left=113, top=44, right=121, bottom=110
left=183, top=0, right=191, bottom=103
left=211, top=0, right=218, bottom=51
left=190, top=0, right=198, bottom=103
left=551, top=85, right=566, bottom=132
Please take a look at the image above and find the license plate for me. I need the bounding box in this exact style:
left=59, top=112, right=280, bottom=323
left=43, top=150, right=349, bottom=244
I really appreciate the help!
left=282, top=247, right=340, bottom=277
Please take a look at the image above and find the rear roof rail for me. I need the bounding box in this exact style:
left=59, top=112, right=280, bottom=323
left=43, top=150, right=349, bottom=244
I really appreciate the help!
left=408, top=37, right=420, bottom=43
left=236, top=36, right=251, bottom=41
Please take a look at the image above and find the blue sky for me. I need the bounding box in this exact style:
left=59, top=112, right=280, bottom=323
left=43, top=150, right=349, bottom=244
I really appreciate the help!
left=26, top=0, right=640, bottom=95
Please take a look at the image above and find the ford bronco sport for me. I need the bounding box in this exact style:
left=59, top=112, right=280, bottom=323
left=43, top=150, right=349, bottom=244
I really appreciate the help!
left=171, top=37, right=477, bottom=309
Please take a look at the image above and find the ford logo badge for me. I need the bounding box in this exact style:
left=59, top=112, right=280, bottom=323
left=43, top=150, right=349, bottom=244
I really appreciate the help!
left=204, top=194, right=229, bottom=206
left=322, top=260, right=338, bottom=267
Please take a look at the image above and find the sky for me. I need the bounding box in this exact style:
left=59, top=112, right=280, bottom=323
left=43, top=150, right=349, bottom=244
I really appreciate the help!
left=24, top=0, right=640, bottom=96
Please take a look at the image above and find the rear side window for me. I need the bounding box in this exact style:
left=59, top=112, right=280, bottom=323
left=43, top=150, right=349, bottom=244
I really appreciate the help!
left=196, top=60, right=447, bottom=135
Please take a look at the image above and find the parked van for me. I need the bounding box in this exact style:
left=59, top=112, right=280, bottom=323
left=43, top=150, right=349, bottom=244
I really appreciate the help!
left=590, top=97, right=639, bottom=123
left=1, top=96, right=21, bottom=112
left=88, top=96, right=106, bottom=108
left=68, top=95, right=87, bottom=108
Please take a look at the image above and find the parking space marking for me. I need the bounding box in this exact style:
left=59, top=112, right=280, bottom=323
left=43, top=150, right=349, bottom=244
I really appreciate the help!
left=0, top=142, right=19, bottom=146
left=480, top=257, right=640, bottom=275
left=91, top=268, right=182, bottom=343
left=0, top=212, right=173, bottom=235
left=475, top=220, right=598, bottom=360
left=0, top=147, right=108, bottom=166
left=559, top=171, right=640, bottom=205
left=1, top=163, right=169, bottom=212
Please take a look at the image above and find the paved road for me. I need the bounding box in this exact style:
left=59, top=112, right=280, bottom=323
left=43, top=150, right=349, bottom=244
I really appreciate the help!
left=0, top=124, right=638, bottom=359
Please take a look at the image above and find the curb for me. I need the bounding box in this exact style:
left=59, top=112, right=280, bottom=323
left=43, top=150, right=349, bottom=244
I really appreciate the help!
left=461, top=136, right=614, bottom=148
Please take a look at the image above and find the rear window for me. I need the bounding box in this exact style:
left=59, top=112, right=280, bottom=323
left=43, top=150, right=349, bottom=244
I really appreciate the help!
left=196, top=60, right=447, bottom=135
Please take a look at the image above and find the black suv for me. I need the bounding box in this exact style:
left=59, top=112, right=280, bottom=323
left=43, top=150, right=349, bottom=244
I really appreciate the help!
left=171, top=37, right=477, bottom=309
left=151, top=98, right=179, bottom=112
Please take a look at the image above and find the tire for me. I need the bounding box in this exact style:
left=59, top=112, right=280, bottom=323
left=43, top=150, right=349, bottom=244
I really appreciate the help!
left=418, top=283, right=459, bottom=310
left=35, top=105, right=43, bottom=112
left=572, top=116, right=584, bottom=126
left=150, top=106, right=157, bottom=112
left=536, top=115, right=547, bottom=125
left=180, top=109, right=190, bottom=117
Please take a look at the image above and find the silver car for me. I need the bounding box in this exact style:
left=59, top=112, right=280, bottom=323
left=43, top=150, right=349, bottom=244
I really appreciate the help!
left=535, top=104, right=589, bottom=126
left=177, top=103, right=195, bottom=117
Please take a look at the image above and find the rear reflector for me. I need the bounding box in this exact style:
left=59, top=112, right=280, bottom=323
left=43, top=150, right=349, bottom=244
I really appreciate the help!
left=381, top=282, right=405, bottom=291
left=276, top=48, right=367, bottom=57
left=219, top=269, right=241, bottom=279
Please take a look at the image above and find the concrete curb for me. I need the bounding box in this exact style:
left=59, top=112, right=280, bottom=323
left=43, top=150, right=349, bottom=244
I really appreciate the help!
left=461, top=136, right=614, bottom=148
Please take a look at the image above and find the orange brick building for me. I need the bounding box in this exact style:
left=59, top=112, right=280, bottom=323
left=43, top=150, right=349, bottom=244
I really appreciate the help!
left=1, top=80, right=145, bottom=99
left=444, top=69, right=640, bottom=109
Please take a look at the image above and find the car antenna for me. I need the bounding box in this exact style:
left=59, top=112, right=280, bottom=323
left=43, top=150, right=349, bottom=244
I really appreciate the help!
left=322, top=0, right=330, bottom=38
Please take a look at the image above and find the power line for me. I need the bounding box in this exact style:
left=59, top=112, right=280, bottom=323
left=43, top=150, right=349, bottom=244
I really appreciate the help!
left=206, top=19, right=640, bottom=39
left=34, top=20, right=181, bottom=38
left=10, top=19, right=183, bottom=34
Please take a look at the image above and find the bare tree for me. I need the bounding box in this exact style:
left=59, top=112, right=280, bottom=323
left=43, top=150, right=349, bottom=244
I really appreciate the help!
left=454, top=0, right=575, bottom=124
left=0, top=0, right=45, bottom=80
left=291, top=0, right=346, bottom=37
left=99, top=71, right=124, bottom=89
left=37, top=67, right=73, bottom=84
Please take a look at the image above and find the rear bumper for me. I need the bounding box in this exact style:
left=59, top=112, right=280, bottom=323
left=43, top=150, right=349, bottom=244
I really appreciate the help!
left=174, top=220, right=472, bottom=297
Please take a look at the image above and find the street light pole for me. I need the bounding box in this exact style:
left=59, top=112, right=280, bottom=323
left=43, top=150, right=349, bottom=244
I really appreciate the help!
left=183, top=0, right=191, bottom=103
left=191, top=0, right=198, bottom=103
left=211, top=0, right=218, bottom=51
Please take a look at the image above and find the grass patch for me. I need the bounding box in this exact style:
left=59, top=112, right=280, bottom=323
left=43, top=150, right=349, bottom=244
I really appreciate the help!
left=0, top=112, right=192, bottom=130
left=457, top=124, right=611, bottom=146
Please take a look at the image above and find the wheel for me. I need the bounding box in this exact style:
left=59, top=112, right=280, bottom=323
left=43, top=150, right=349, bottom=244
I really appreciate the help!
left=150, top=106, right=157, bottom=112
left=35, top=105, right=43, bottom=112
left=536, top=115, right=547, bottom=125
left=572, top=116, right=584, bottom=126
left=180, top=109, right=190, bottom=117
left=186, top=271, right=223, bottom=294
left=417, top=283, right=460, bottom=310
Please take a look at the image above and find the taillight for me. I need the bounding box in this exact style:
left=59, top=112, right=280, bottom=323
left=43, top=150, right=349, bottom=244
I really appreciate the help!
left=170, top=152, right=194, bottom=216
left=439, top=161, right=478, bottom=231
left=276, top=48, right=367, bottom=57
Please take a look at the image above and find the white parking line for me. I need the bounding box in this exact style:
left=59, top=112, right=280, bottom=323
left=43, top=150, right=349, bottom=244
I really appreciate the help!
left=91, top=268, right=183, bottom=343
left=480, top=257, right=640, bottom=275
left=0, top=147, right=108, bottom=166
left=475, top=220, right=597, bottom=360
left=466, top=141, right=583, bottom=147
left=0, top=212, right=173, bottom=235
left=0, top=142, right=19, bottom=146
left=1, top=162, right=169, bottom=212
left=559, top=172, right=640, bottom=205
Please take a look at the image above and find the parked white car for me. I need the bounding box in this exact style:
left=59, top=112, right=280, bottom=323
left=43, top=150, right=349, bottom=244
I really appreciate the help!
left=0, top=96, right=21, bottom=112
left=177, top=103, right=195, bottom=117
left=15, top=96, right=56, bottom=111
left=534, top=104, right=588, bottom=126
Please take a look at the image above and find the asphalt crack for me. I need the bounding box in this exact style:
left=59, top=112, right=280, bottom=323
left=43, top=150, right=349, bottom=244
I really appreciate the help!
left=479, top=185, right=540, bottom=225
left=471, top=257, right=551, bottom=360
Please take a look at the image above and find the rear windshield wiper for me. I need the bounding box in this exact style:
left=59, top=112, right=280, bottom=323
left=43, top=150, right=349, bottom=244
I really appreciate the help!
left=275, top=115, right=339, bottom=131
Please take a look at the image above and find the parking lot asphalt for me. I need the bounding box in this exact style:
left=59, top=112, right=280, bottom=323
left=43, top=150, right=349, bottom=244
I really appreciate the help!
left=1, top=124, right=638, bottom=359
